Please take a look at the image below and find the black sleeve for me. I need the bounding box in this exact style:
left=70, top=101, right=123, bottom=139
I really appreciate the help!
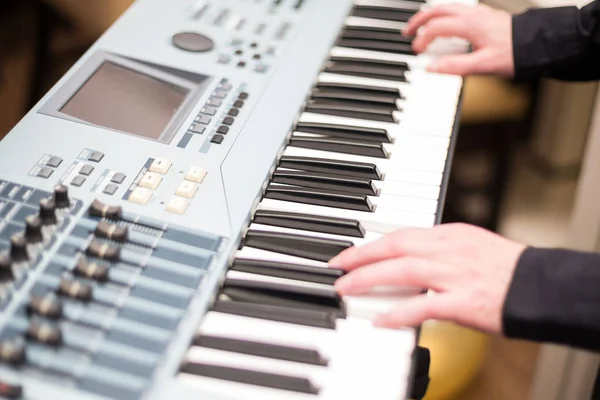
left=512, top=0, right=600, bottom=81
left=502, top=247, right=600, bottom=352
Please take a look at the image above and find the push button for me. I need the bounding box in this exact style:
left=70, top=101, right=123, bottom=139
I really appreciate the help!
left=88, top=151, right=104, bottom=163
left=211, top=134, right=224, bottom=144
left=149, top=158, right=171, bottom=174
left=222, top=117, right=234, bottom=126
left=185, top=166, right=207, bottom=183
left=190, top=124, right=206, bottom=134
left=129, top=187, right=152, bottom=205
left=196, top=115, right=212, bottom=125
left=46, top=156, right=62, bottom=167
left=103, top=184, right=118, bottom=195
left=217, top=126, right=229, bottom=135
left=166, top=197, right=189, bottom=214
left=71, top=176, right=86, bottom=187
left=176, top=181, right=198, bottom=198
left=79, top=165, right=94, bottom=176
left=111, top=173, right=126, bottom=184
left=138, top=172, right=162, bottom=190
left=228, top=108, right=239, bottom=117
left=38, top=167, right=53, bottom=179
left=233, top=100, right=244, bottom=108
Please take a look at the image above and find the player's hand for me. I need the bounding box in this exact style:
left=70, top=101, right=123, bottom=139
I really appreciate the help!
left=329, top=223, right=526, bottom=334
left=403, top=3, right=514, bottom=77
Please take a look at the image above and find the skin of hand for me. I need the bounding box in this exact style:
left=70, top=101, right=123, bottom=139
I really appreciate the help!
left=403, top=3, right=515, bottom=77
left=329, top=223, right=526, bottom=334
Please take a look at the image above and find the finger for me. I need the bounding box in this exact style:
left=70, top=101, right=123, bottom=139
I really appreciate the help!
left=411, top=16, right=473, bottom=53
left=403, top=4, right=470, bottom=36
left=427, top=51, right=489, bottom=75
left=329, top=227, right=445, bottom=270
left=334, top=257, right=446, bottom=295
left=374, top=294, right=461, bottom=329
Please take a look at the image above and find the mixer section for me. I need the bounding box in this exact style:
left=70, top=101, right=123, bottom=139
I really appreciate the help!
left=0, top=183, right=227, bottom=400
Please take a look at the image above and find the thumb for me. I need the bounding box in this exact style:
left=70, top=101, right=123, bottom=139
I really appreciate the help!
left=427, top=52, right=487, bottom=76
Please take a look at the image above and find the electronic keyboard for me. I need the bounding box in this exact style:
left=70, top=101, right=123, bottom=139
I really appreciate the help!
left=0, top=0, right=475, bottom=399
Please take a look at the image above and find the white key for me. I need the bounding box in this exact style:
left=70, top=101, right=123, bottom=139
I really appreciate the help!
left=258, top=198, right=436, bottom=232
left=236, top=246, right=330, bottom=268
left=282, top=145, right=448, bottom=174
left=344, top=16, right=406, bottom=32
left=354, top=0, right=423, bottom=11
left=374, top=180, right=441, bottom=200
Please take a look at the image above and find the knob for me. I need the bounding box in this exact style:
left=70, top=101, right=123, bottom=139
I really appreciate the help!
left=53, top=185, right=70, bottom=208
left=39, top=198, right=57, bottom=225
left=10, top=234, right=29, bottom=263
left=25, top=215, right=43, bottom=244
left=0, top=253, right=13, bottom=282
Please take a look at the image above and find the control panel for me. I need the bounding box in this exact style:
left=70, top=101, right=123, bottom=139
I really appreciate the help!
left=0, top=0, right=361, bottom=399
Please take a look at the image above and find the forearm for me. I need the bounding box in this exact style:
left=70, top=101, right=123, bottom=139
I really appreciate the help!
left=502, top=247, right=600, bottom=352
left=512, top=1, right=600, bottom=81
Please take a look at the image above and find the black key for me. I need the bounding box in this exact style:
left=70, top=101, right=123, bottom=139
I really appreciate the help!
left=337, top=38, right=415, bottom=55
left=193, top=335, right=329, bottom=366
left=296, top=120, right=392, bottom=143
left=324, top=60, right=408, bottom=82
left=279, top=155, right=383, bottom=180
left=232, top=258, right=344, bottom=285
left=212, top=299, right=337, bottom=329
left=316, top=78, right=403, bottom=98
left=328, top=54, right=410, bottom=70
left=180, top=361, right=320, bottom=394
left=265, top=185, right=374, bottom=212
left=352, top=7, right=415, bottom=22
left=244, top=229, right=353, bottom=262
left=253, top=208, right=367, bottom=237
left=341, top=27, right=414, bottom=44
left=309, top=96, right=397, bottom=114
left=304, top=101, right=397, bottom=123
left=221, top=283, right=344, bottom=316
left=272, top=169, right=379, bottom=196
left=290, top=136, right=390, bottom=158
left=312, top=85, right=401, bottom=109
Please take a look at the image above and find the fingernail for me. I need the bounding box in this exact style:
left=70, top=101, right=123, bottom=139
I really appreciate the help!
left=328, top=255, right=341, bottom=267
left=427, top=63, right=440, bottom=73
left=333, top=276, right=355, bottom=294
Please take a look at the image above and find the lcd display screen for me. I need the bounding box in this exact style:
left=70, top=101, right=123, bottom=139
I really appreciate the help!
left=60, top=61, right=190, bottom=140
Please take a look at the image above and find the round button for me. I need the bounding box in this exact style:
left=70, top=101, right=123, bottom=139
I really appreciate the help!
left=172, top=32, right=214, bottom=53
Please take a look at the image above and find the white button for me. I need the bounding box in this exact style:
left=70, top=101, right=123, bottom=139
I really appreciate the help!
left=129, top=187, right=152, bottom=205
left=185, top=166, right=207, bottom=183
left=166, top=196, right=189, bottom=214
left=149, top=158, right=172, bottom=174
left=176, top=181, right=199, bottom=198
left=138, top=172, right=163, bottom=189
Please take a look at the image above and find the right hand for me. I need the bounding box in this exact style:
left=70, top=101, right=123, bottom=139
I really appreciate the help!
left=403, top=3, right=515, bottom=77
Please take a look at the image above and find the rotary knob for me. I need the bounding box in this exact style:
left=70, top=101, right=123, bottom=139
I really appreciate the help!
left=39, top=198, right=57, bottom=226
left=25, top=215, right=43, bottom=244
left=9, top=234, right=28, bottom=263
left=53, top=185, right=70, bottom=209
left=0, top=253, right=13, bottom=282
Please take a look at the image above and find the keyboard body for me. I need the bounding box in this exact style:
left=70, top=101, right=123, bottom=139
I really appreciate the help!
left=0, top=0, right=473, bottom=399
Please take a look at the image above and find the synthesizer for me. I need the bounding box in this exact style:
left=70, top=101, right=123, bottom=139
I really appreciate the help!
left=0, top=0, right=474, bottom=399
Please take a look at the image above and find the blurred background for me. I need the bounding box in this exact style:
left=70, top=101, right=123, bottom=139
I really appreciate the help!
left=0, top=0, right=596, bottom=399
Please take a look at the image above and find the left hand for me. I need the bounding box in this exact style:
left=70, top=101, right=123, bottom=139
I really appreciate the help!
left=329, top=223, right=526, bottom=334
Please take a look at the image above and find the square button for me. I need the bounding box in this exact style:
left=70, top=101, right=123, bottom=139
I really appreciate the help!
left=129, top=187, right=152, bottom=205
left=223, top=117, right=234, bottom=126
left=207, top=98, right=222, bottom=107
left=220, top=83, right=233, bottom=91
left=211, top=134, right=225, bottom=144
left=79, top=165, right=94, bottom=176
left=217, top=126, right=229, bottom=135
left=201, top=106, right=217, bottom=116
left=71, top=175, right=86, bottom=187
left=176, top=181, right=198, bottom=198
left=228, top=108, right=239, bottom=117
left=149, top=158, right=171, bottom=174
left=103, top=184, right=118, bottom=195
left=217, top=54, right=231, bottom=64
left=88, top=151, right=104, bottom=163
left=255, top=64, right=269, bottom=73
left=233, top=100, right=244, bottom=108
left=213, top=90, right=228, bottom=99
left=238, top=92, right=249, bottom=100
left=190, top=124, right=206, bottom=134
left=139, top=172, right=163, bottom=190
left=111, top=173, right=126, bottom=184
left=38, top=167, right=53, bottom=179
left=196, top=115, right=212, bottom=125
left=185, top=166, right=207, bottom=183
left=166, top=197, right=189, bottom=214
left=46, top=156, right=62, bottom=168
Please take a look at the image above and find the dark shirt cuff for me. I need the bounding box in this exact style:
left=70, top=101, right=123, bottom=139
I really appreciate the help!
left=512, top=6, right=581, bottom=80
left=502, top=247, right=600, bottom=352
